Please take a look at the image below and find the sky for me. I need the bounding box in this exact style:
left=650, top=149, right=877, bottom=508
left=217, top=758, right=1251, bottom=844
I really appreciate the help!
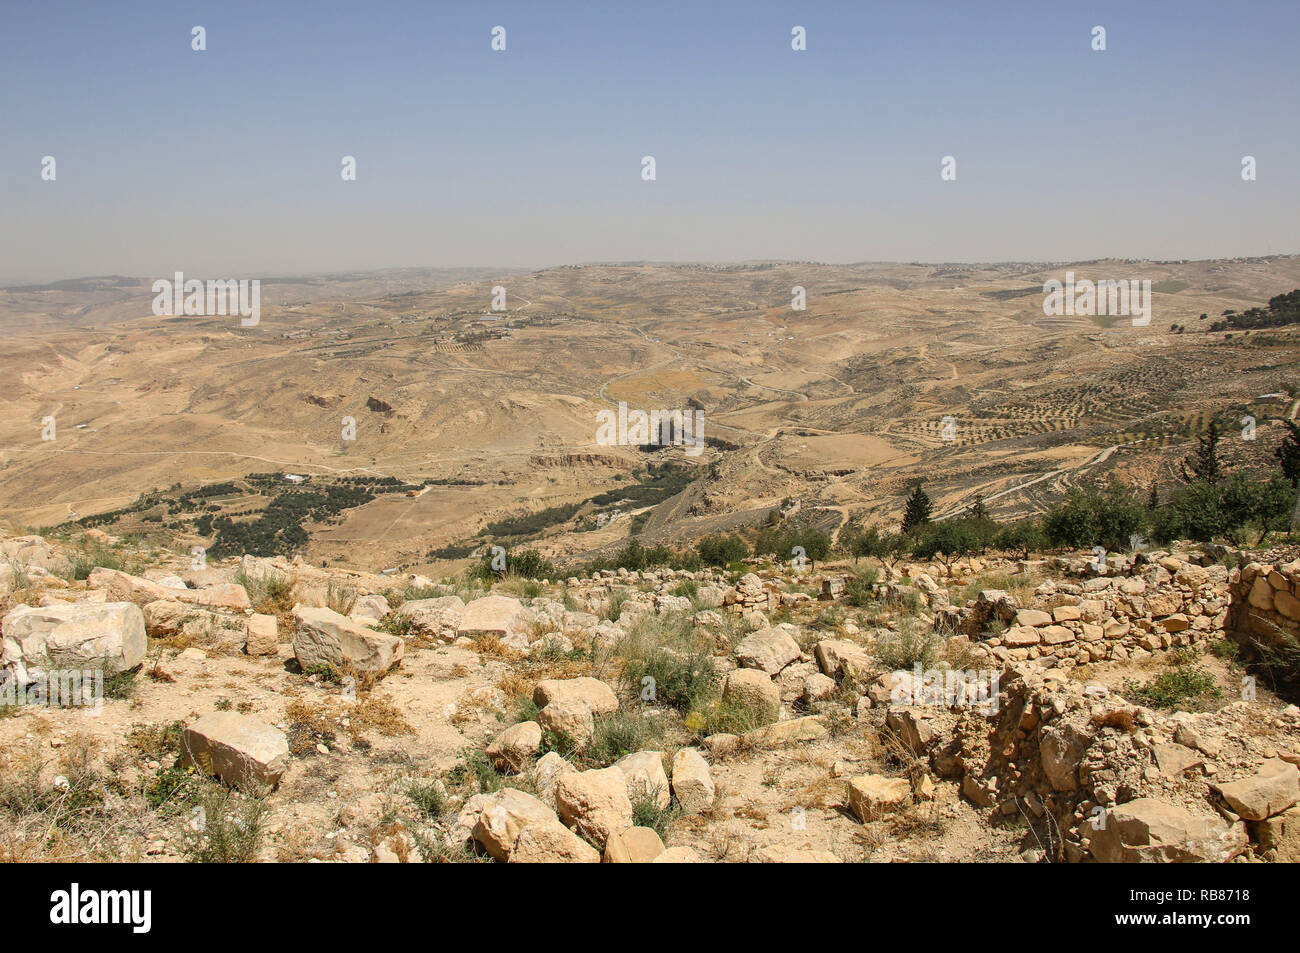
left=1, top=0, right=1298, bottom=283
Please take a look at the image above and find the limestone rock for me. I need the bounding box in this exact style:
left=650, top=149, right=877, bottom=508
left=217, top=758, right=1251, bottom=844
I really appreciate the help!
left=848, top=774, right=912, bottom=821
left=1, top=602, right=146, bottom=684
left=813, top=638, right=872, bottom=680
left=181, top=712, right=290, bottom=789
left=245, top=613, right=279, bottom=656
left=734, top=625, right=802, bottom=674
left=533, top=676, right=619, bottom=715
left=603, top=826, right=666, bottom=863
left=538, top=699, right=596, bottom=748
left=486, top=721, right=543, bottom=772
left=670, top=748, right=715, bottom=813
left=1089, top=797, right=1247, bottom=863
left=651, top=846, right=702, bottom=863
left=614, top=750, right=670, bottom=808
left=291, top=605, right=403, bottom=678
left=399, top=596, right=465, bottom=642
left=511, top=818, right=601, bottom=863
left=472, top=788, right=559, bottom=861
left=1213, top=759, right=1300, bottom=821
left=457, top=594, right=526, bottom=639
left=722, top=668, right=780, bottom=723
left=555, top=766, right=634, bottom=848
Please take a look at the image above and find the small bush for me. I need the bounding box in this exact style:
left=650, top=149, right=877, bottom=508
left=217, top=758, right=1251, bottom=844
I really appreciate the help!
left=602, top=589, right=634, bottom=622
left=874, top=620, right=941, bottom=670
left=406, top=779, right=448, bottom=818
left=444, top=748, right=502, bottom=795
left=181, top=783, right=269, bottom=863
left=325, top=582, right=357, bottom=615
left=631, top=789, right=677, bottom=837
left=585, top=710, right=662, bottom=767
left=1124, top=656, right=1221, bottom=711
left=376, top=612, right=415, bottom=638
left=842, top=567, right=879, bottom=606
left=235, top=568, right=298, bottom=614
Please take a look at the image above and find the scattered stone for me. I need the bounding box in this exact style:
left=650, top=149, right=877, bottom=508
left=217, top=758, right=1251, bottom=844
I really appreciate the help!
left=848, top=775, right=912, bottom=821
left=734, top=625, right=802, bottom=674
left=245, top=613, right=279, bottom=656
left=670, top=748, right=716, bottom=813
left=1, top=602, right=146, bottom=684
left=533, top=677, right=619, bottom=716
left=537, top=699, right=596, bottom=749
left=486, top=721, right=542, bottom=772
left=1213, top=759, right=1300, bottom=821
left=555, top=767, right=634, bottom=849
left=1089, top=797, right=1248, bottom=863
left=292, top=605, right=403, bottom=678
left=603, top=826, right=666, bottom=863
left=181, top=712, right=290, bottom=789
left=722, top=668, right=780, bottom=723
left=615, top=751, right=671, bottom=808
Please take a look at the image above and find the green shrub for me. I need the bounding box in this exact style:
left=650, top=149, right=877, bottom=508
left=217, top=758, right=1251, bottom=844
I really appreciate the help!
left=181, top=784, right=268, bottom=863
left=874, top=620, right=941, bottom=670
left=406, top=779, right=448, bottom=818
left=631, top=789, right=677, bottom=837
left=1124, top=654, right=1221, bottom=710
left=843, top=566, right=879, bottom=606
left=696, top=534, right=749, bottom=567
left=585, top=710, right=663, bottom=767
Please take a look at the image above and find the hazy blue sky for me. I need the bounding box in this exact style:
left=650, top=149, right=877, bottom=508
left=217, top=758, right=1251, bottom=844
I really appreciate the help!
left=2, top=0, right=1297, bottom=283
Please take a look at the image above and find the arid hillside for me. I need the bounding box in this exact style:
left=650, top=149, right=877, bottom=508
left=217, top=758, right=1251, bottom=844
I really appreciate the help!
left=1, top=258, right=1298, bottom=574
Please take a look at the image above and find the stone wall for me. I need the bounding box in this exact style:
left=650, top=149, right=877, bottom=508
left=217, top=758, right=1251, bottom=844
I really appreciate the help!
left=1228, top=559, right=1300, bottom=650
left=964, top=558, right=1229, bottom=669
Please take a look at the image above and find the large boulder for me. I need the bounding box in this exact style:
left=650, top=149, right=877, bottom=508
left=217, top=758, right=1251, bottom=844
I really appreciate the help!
left=534, top=751, right=579, bottom=808
left=181, top=712, right=290, bottom=789
left=734, top=625, right=802, bottom=674
left=722, top=668, right=781, bottom=724
left=348, top=594, right=391, bottom=625
left=555, top=767, right=634, bottom=848
left=813, top=638, right=872, bottom=680
left=510, top=818, right=601, bottom=863
left=88, top=568, right=249, bottom=609
left=1213, top=760, right=1300, bottom=821
left=457, top=595, right=526, bottom=639
left=1, top=602, right=145, bottom=684
left=1253, top=805, right=1300, bottom=862
left=291, top=605, right=403, bottom=678
left=399, top=596, right=465, bottom=642
left=742, top=715, right=830, bottom=747
left=533, top=677, right=618, bottom=716
left=1089, top=797, right=1248, bottom=863
left=1040, top=721, right=1093, bottom=792
left=537, top=699, right=596, bottom=748
left=141, top=600, right=247, bottom=648
left=603, top=826, right=666, bottom=863
left=614, top=751, right=670, bottom=808
left=486, top=721, right=543, bottom=772
left=470, top=788, right=559, bottom=862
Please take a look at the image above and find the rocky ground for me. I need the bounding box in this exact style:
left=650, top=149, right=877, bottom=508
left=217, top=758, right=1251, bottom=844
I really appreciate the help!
left=1, top=529, right=1298, bottom=863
